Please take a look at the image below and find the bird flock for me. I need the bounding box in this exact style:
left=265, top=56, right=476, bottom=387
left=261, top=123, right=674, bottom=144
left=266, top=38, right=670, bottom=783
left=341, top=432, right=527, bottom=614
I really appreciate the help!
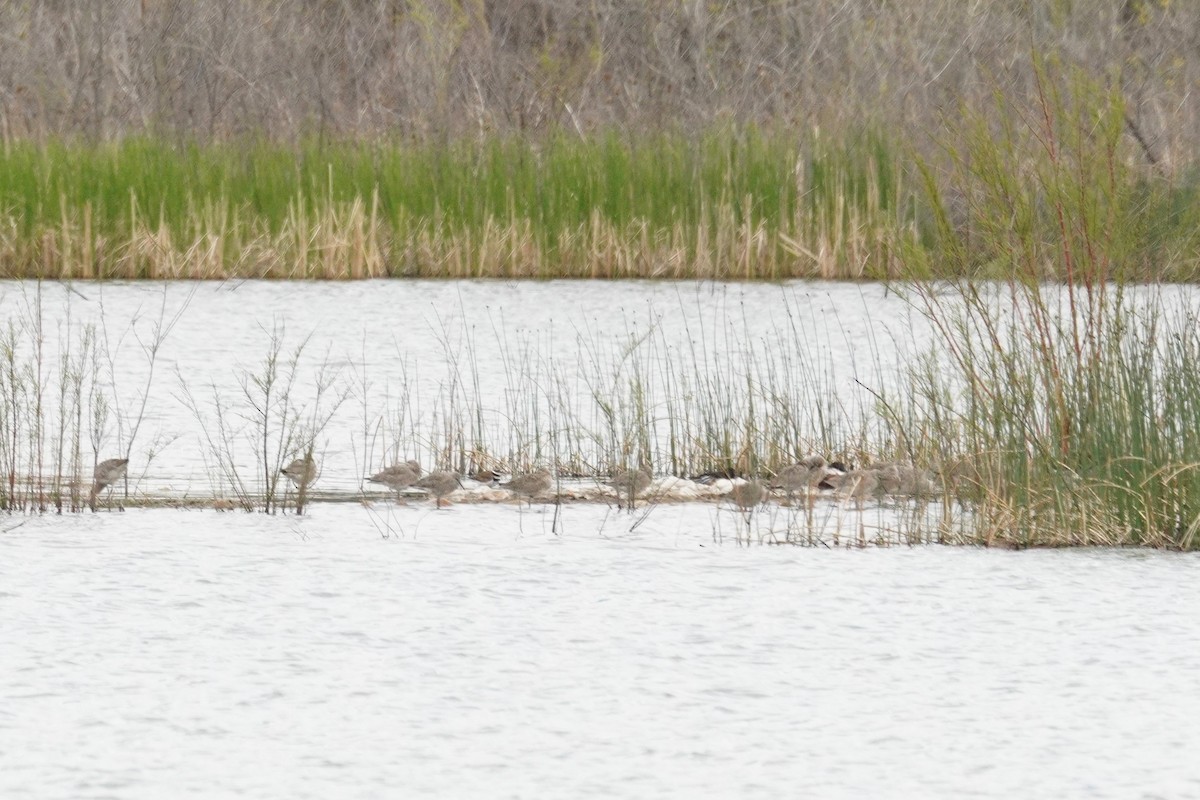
left=295, top=453, right=938, bottom=510
left=88, top=453, right=941, bottom=511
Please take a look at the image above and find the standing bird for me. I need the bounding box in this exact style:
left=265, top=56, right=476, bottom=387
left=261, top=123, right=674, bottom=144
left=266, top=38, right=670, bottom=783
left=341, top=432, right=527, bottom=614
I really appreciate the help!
left=938, top=456, right=983, bottom=498
left=726, top=478, right=766, bottom=539
left=90, top=457, right=129, bottom=510
left=414, top=470, right=462, bottom=508
left=608, top=468, right=652, bottom=509
left=501, top=468, right=552, bottom=506
left=368, top=460, right=423, bottom=499
left=727, top=478, right=766, bottom=511
left=281, top=456, right=317, bottom=488
left=820, top=469, right=882, bottom=501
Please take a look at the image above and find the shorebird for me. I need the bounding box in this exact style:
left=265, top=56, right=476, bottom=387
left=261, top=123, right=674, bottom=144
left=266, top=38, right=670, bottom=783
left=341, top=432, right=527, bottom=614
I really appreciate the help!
left=90, top=457, right=129, bottom=509
left=770, top=455, right=838, bottom=497
left=414, top=470, right=462, bottom=508
left=501, top=468, right=552, bottom=506
left=874, top=463, right=936, bottom=497
left=368, top=460, right=423, bottom=497
left=281, top=456, right=317, bottom=488
left=468, top=468, right=502, bottom=486
left=608, top=468, right=652, bottom=508
left=820, top=469, right=882, bottom=501
left=727, top=479, right=766, bottom=511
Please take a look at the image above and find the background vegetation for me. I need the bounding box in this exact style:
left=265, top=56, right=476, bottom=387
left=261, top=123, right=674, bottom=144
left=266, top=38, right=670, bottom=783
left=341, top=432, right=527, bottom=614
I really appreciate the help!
left=0, top=128, right=911, bottom=278
left=0, top=1, right=1197, bottom=280
left=1, top=0, right=1195, bottom=151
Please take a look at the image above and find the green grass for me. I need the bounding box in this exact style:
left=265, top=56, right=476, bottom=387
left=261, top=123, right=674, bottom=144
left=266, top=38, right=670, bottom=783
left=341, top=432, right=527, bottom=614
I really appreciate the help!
left=2, top=52, right=1200, bottom=282
left=877, top=60, right=1200, bottom=548
left=0, top=126, right=912, bottom=279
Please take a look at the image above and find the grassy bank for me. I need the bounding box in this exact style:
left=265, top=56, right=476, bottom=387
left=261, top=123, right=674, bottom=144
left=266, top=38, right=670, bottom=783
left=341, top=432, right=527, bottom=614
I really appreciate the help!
left=2, top=103, right=1198, bottom=282
left=0, top=128, right=910, bottom=280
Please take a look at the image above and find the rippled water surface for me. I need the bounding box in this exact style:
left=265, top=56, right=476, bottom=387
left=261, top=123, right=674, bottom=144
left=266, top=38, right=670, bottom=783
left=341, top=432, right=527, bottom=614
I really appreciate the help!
left=3, top=507, right=1199, bottom=799
left=4, top=280, right=1200, bottom=797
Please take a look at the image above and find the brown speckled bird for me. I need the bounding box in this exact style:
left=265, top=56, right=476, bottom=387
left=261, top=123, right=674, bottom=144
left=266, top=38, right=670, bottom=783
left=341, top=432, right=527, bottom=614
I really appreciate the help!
left=281, top=456, right=317, bottom=488
left=415, top=470, right=461, bottom=508
left=727, top=479, right=766, bottom=511
left=608, top=468, right=652, bottom=508
left=368, top=460, right=423, bottom=496
left=90, top=457, right=129, bottom=509
left=501, top=468, right=552, bottom=506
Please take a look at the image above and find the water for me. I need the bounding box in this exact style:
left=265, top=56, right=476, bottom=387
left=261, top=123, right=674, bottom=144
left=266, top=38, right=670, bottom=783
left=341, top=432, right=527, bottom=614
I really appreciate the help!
left=2, top=507, right=1198, bottom=799
left=0, top=279, right=931, bottom=496
left=6, top=279, right=1200, bottom=500
left=4, top=280, right=1200, bottom=797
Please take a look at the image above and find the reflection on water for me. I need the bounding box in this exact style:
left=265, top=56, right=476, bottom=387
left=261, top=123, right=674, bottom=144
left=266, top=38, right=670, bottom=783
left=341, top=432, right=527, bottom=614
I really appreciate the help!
left=2, top=508, right=1198, bottom=799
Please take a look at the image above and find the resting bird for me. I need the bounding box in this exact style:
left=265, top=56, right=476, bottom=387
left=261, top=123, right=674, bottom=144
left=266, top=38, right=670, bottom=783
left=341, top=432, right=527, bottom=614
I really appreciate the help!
left=468, top=468, right=502, bottom=486
left=501, top=468, right=552, bottom=506
left=820, top=469, right=883, bottom=501
left=687, top=467, right=739, bottom=485
left=874, top=463, right=937, bottom=497
left=770, top=455, right=839, bottom=496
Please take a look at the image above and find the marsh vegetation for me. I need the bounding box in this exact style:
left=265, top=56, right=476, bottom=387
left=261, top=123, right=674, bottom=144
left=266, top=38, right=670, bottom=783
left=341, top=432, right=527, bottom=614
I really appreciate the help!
left=1, top=4, right=1199, bottom=549
left=0, top=272, right=1197, bottom=551
left=0, top=33, right=1196, bottom=282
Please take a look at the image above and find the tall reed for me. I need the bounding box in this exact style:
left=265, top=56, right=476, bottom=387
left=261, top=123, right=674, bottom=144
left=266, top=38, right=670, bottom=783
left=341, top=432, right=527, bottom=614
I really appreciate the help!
left=177, top=325, right=346, bottom=514
left=0, top=282, right=167, bottom=512
left=0, top=128, right=914, bottom=281
left=890, top=59, right=1200, bottom=548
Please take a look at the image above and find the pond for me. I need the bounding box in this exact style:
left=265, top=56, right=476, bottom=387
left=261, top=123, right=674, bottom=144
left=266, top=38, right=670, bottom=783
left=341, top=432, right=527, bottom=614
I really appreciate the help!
left=2, top=507, right=1198, bottom=798
left=4, top=280, right=1200, bottom=798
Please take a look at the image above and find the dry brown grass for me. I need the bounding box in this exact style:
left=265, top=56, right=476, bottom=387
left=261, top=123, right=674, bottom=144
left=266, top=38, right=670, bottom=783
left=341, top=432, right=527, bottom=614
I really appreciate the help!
left=0, top=188, right=914, bottom=281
